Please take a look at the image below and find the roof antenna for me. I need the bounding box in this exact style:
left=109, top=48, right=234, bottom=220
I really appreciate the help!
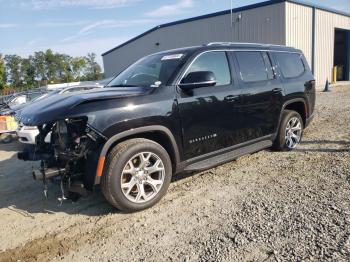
left=230, top=0, right=234, bottom=42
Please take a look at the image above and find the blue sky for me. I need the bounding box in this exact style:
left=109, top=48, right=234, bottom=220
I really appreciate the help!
left=1, top=0, right=349, bottom=67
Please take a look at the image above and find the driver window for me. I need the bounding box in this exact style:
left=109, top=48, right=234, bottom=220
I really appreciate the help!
left=185, top=51, right=231, bottom=86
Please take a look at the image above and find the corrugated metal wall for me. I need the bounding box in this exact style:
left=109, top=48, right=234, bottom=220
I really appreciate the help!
left=103, top=1, right=350, bottom=88
left=286, top=2, right=350, bottom=86
left=285, top=2, right=313, bottom=66
left=103, top=2, right=286, bottom=77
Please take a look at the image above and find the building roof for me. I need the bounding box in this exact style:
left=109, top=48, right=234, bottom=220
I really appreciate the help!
left=102, top=0, right=350, bottom=56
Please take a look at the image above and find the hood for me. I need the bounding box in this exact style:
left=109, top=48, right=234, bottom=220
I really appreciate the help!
left=17, top=86, right=150, bottom=126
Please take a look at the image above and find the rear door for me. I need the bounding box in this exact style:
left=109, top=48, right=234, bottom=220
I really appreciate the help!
left=231, top=51, right=284, bottom=141
left=273, top=52, right=315, bottom=117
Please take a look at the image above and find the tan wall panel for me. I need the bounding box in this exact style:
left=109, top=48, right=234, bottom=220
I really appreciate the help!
left=285, top=2, right=313, bottom=66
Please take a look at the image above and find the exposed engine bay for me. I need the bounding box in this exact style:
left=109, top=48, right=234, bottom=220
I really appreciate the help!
left=17, top=118, right=105, bottom=202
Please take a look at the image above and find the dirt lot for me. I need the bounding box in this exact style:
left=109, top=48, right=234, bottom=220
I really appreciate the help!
left=0, top=86, right=349, bottom=262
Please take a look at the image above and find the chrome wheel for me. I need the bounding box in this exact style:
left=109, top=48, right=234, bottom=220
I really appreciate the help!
left=120, top=152, right=165, bottom=203
left=285, top=117, right=302, bottom=149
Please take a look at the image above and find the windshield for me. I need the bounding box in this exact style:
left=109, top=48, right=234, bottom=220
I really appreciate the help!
left=107, top=52, right=187, bottom=88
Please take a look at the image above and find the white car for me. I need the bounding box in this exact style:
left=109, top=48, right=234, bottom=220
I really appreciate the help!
left=17, top=125, right=51, bottom=144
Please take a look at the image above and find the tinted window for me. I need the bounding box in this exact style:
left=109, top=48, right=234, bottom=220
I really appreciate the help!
left=108, top=52, right=187, bottom=88
left=236, top=51, right=273, bottom=82
left=275, top=52, right=305, bottom=78
left=185, top=51, right=231, bottom=86
left=262, top=52, right=275, bottom=80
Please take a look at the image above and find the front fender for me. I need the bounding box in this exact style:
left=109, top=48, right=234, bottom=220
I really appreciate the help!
left=94, top=125, right=180, bottom=185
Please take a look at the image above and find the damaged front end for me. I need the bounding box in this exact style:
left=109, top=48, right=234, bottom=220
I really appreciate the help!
left=18, top=117, right=105, bottom=201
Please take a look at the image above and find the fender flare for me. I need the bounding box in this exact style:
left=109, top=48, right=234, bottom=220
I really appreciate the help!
left=94, top=125, right=180, bottom=184
left=274, top=98, right=307, bottom=139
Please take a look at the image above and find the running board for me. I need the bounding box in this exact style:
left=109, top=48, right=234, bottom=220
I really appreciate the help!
left=184, top=140, right=272, bottom=172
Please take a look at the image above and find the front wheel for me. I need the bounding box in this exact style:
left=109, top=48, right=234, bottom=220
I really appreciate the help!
left=101, top=138, right=172, bottom=212
left=273, top=110, right=303, bottom=151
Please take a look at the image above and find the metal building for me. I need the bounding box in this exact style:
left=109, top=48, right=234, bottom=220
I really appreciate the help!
left=102, top=0, right=350, bottom=88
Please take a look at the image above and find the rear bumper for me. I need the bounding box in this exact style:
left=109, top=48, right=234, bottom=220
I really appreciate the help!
left=305, top=113, right=315, bottom=128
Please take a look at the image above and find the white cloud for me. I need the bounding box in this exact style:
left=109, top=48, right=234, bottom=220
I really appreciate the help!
left=145, top=0, right=194, bottom=17
left=36, top=20, right=90, bottom=28
left=0, top=23, right=16, bottom=28
left=16, top=0, right=139, bottom=10
left=27, top=38, right=45, bottom=46
left=79, top=19, right=156, bottom=34
left=61, top=19, right=157, bottom=42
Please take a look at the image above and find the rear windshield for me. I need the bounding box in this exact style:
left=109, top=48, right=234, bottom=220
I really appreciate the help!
left=108, top=52, right=188, bottom=88
left=275, top=52, right=305, bottom=78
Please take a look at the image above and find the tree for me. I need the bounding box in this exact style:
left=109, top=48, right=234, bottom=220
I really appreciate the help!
left=0, top=54, right=6, bottom=90
left=33, top=51, right=47, bottom=85
left=57, top=54, right=73, bottom=83
left=2, top=50, right=104, bottom=91
left=45, top=49, right=58, bottom=83
left=84, top=53, right=102, bottom=81
left=5, top=54, right=22, bottom=87
left=21, top=56, right=36, bottom=88
left=71, top=57, right=87, bottom=81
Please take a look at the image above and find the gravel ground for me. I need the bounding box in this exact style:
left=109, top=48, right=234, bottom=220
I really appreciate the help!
left=0, top=86, right=349, bottom=262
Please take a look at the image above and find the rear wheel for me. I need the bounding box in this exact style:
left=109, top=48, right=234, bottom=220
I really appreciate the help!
left=101, top=138, right=172, bottom=212
left=273, top=110, right=303, bottom=151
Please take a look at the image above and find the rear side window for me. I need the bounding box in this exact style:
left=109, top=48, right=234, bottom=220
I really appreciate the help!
left=275, top=52, right=305, bottom=78
left=185, top=51, right=231, bottom=86
left=235, top=51, right=274, bottom=82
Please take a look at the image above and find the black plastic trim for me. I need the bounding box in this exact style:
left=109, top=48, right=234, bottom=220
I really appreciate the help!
left=94, top=125, right=180, bottom=184
left=179, top=135, right=273, bottom=171
left=183, top=139, right=272, bottom=171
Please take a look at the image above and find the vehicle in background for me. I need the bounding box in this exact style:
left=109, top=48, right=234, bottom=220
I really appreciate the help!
left=16, top=84, right=103, bottom=144
left=1, top=93, right=49, bottom=116
left=0, top=94, right=16, bottom=107
left=0, top=90, right=48, bottom=114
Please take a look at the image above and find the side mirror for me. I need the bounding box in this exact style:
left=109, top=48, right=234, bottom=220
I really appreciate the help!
left=179, top=71, right=216, bottom=90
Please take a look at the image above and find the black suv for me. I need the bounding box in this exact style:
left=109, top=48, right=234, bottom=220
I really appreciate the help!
left=17, top=42, right=315, bottom=212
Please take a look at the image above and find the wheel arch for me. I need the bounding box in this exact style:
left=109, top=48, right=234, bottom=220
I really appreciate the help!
left=283, top=99, right=307, bottom=126
left=94, top=125, right=180, bottom=185
left=274, top=98, right=307, bottom=140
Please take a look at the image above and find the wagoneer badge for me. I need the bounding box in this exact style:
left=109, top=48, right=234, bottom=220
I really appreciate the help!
left=189, top=133, right=217, bottom=144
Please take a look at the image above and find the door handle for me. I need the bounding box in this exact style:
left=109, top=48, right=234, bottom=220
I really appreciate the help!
left=224, top=95, right=240, bottom=102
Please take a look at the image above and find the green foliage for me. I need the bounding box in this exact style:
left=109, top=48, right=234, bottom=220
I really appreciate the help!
left=5, top=54, right=22, bottom=87
left=71, top=57, right=87, bottom=81
left=0, top=54, right=6, bottom=90
left=2, top=50, right=104, bottom=90
left=83, top=53, right=103, bottom=81
left=21, top=56, right=36, bottom=88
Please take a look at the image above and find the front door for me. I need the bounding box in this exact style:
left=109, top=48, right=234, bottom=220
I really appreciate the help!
left=176, top=51, right=242, bottom=160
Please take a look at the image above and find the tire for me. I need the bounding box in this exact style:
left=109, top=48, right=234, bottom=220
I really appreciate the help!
left=273, top=110, right=304, bottom=151
left=101, top=138, right=172, bottom=212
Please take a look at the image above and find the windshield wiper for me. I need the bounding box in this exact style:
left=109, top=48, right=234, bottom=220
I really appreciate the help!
left=108, top=84, right=139, bottom=87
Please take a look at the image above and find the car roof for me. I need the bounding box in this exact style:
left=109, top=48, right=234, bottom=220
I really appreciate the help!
left=152, top=42, right=300, bottom=57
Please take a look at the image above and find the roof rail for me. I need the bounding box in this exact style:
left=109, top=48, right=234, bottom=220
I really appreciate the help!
left=206, top=42, right=287, bottom=48
left=207, top=42, right=262, bottom=46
